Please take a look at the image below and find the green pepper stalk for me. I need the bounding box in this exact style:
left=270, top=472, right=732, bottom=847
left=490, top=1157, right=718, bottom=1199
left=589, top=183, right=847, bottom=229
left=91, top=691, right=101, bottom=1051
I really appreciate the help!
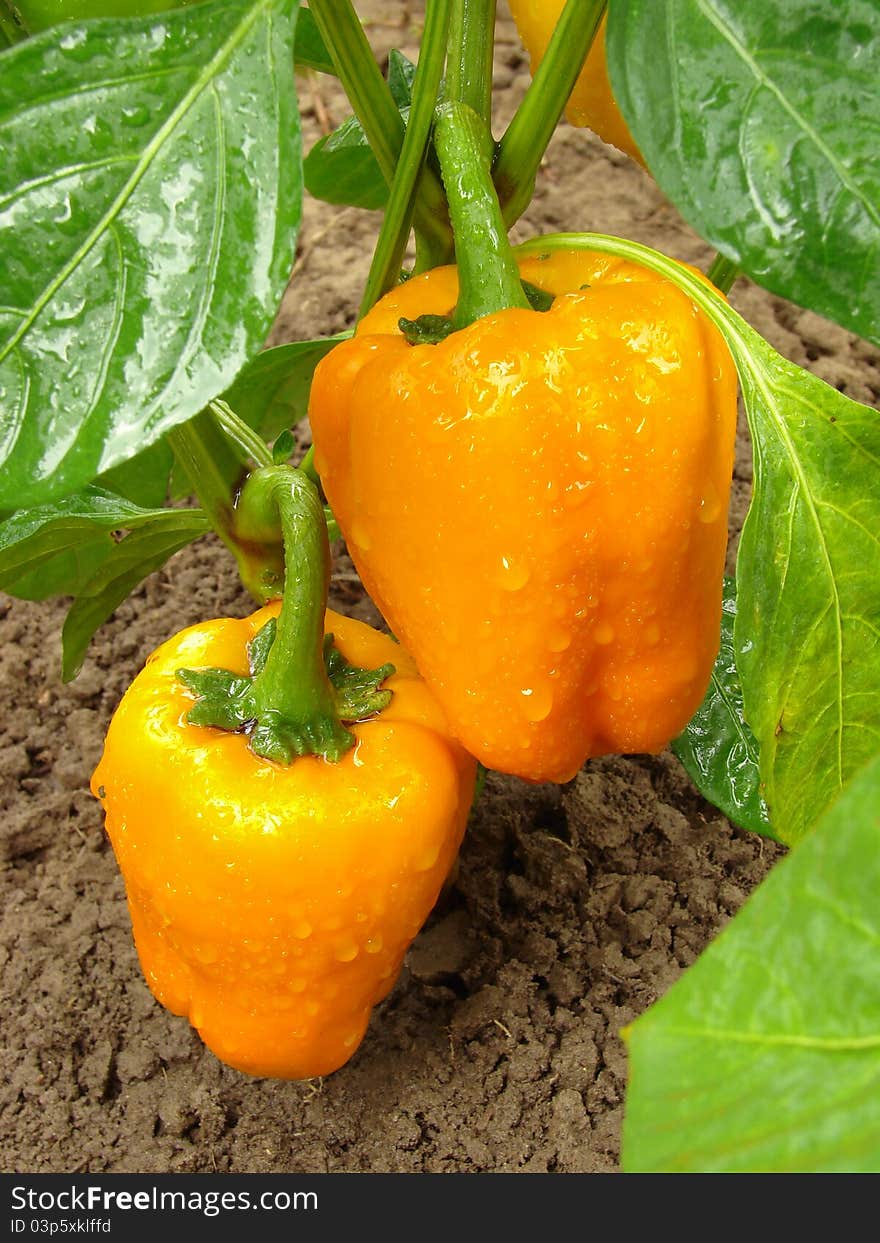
left=434, top=101, right=530, bottom=328
left=359, top=0, right=452, bottom=314
left=446, top=0, right=497, bottom=126
left=178, top=465, right=394, bottom=765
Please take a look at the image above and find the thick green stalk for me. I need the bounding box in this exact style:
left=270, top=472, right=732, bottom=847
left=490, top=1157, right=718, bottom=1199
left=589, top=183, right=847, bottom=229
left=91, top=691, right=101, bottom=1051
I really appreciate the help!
left=495, top=0, right=606, bottom=227
left=233, top=468, right=352, bottom=761
left=308, top=0, right=450, bottom=260
left=360, top=0, right=451, bottom=314
left=707, top=253, right=741, bottom=295
left=434, top=102, right=529, bottom=328
left=445, top=0, right=496, bottom=124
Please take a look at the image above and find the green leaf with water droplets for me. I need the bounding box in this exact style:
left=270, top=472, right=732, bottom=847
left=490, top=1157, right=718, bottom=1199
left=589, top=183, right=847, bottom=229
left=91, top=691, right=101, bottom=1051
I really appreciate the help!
left=623, top=753, right=880, bottom=1172
left=607, top=0, right=880, bottom=344
left=673, top=577, right=774, bottom=837
left=0, top=0, right=302, bottom=508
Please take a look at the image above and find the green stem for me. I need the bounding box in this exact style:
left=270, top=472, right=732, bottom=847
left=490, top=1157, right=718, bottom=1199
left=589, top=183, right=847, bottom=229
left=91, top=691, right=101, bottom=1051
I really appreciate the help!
left=434, top=102, right=529, bottom=328
left=495, top=0, right=606, bottom=228
left=166, top=419, right=242, bottom=557
left=299, top=443, right=319, bottom=483
left=360, top=0, right=451, bottom=315
left=208, top=399, right=273, bottom=469
left=707, top=252, right=741, bottom=295
left=445, top=0, right=496, bottom=125
left=308, top=0, right=451, bottom=262
left=168, top=413, right=283, bottom=603
left=233, top=467, right=352, bottom=761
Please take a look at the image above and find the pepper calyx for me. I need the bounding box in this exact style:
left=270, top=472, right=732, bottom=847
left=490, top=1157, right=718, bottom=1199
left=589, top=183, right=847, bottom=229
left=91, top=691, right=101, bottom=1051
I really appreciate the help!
left=178, top=619, right=395, bottom=765
left=398, top=280, right=555, bottom=347
left=399, top=313, right=457, bottom=345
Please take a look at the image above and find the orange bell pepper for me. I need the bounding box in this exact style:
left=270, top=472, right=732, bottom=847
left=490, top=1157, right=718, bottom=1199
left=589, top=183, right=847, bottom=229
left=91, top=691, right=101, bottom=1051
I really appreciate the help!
left=309, top=246, right=737, bottom=783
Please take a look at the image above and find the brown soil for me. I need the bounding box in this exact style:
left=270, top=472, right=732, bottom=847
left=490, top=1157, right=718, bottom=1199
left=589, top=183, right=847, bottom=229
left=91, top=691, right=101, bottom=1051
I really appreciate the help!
left=2, top=3, right=878, bottom=1175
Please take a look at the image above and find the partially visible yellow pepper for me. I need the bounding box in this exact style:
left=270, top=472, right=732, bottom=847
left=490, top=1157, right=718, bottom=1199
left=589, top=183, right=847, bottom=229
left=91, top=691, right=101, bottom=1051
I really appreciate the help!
left=92, top=605, right=476, bottom=1080
left=508, top=3, right=644, bottom=164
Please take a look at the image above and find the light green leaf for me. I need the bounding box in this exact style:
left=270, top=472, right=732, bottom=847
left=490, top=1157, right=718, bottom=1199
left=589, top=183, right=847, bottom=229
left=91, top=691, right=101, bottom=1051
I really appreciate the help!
left=0, top=0, right=302, bottom=509
left=607, top=0, right=880, bottom=344
left=0, top=485, right=180, bottom=599
left=672, top=577, right=774, bottom=837
left=61, top=508, right=208, bottom=679
left=622, top=753, right=880, bottom=1173
left=517, top=233, right=880, bottom=846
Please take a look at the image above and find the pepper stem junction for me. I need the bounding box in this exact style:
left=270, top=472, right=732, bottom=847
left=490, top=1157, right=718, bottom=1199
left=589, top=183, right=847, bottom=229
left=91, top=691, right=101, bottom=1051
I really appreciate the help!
left=177, top=466, right=394, bottom=765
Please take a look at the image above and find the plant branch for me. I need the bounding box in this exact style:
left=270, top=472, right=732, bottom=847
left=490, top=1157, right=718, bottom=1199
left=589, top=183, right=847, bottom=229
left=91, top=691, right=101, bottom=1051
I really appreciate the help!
left=445, top=0, right=497, bottom=125
left=360, top=0, right=451, bottom=314
left=209, top=399, right=274, bottom=469
left=308, top=0, right=450, bottom=259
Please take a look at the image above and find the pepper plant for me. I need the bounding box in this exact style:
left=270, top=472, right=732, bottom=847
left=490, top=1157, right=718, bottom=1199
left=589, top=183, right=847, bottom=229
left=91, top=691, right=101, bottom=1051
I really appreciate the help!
left=1, top=0, right=878, bottom=1171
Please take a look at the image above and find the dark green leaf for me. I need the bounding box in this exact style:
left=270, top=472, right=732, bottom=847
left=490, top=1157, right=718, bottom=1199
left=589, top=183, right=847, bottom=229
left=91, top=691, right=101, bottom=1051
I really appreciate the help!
left=387, top=48, right=416, bottom=107
left=293, top=6, right=333, bottom=73
left=96, top=438, right=174, bottom=508
left=518, top=234, right=880, bottom=846
left=303, top=49, right=414, bottom=210
left=271, top=428, right=296, bottom=463
left=62, top=508, right=209, bottom=679
left=623, top=753, right=880, bottom=1173
left=672, top=577, right=774, bottom=837
left=0, top=0, right=302, bottom=509
left=0, top=486, right=177, bottom=600
left=607, top=0, right=880, bottom=344
left=304, top=114, right=400, bottom=211
left=223, top=334, right=348, bottom=442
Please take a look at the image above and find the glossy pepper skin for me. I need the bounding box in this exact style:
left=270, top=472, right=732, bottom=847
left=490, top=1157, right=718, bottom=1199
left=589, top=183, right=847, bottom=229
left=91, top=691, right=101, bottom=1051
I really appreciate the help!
left=91, top=604, right=475, bottom=1080
left=507, top=3, right=643, bottom=164
left=309, top=248, right=737, bottom=784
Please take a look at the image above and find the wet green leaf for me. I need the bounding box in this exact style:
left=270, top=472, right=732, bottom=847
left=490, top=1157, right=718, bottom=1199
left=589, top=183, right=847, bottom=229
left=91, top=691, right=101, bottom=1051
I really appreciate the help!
left=61, top=508, right=208, bottom=678
left=608, top=0, right=880, bottom=344
left=0, top=0, right=302, bottom=508
left=303, top=49, right=414, bottom=210
left=623, top=754, right=880, bottom=1173
left=673, top=578, right=774, bottom=836
left=0, top=486, right=181, bottom=599
left=293, top=6, right=333, bottom=74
